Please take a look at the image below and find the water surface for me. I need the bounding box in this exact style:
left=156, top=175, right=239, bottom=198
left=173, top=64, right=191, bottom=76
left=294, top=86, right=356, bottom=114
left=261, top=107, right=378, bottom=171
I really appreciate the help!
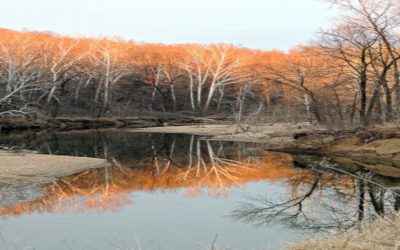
left=0, top=130, right=399, bottom=249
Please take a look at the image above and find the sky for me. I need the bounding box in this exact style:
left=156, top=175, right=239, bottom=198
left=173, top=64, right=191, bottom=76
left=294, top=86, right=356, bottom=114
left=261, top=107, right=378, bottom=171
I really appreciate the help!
left=0, top=0, right=337, bottom=51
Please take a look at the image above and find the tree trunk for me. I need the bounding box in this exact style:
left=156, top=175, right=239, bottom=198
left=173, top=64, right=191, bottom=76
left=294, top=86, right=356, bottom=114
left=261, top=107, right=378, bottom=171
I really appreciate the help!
left=378, top=87, right=386, bottom=122
left=380, top=76, right=392, bottom=122
left=75, top=77, right=84, bottom=104
left=102, top=59, right=111, bottom=116
left=189, top=74, right=195, bottom=110
left=47, top=72, right=58, bottom=105
left=308, top=93, right=323, bottom=123
left=304, top=95, right=312, bottom=124
left=360, top=70, right=368, bottom=122
left=217, top=85, right=225, bottom=111
left=197, top=77, right=202, bottom=109
left=365, top=87, right=380, bottom=124
left=236, top=86, right=243, bottom=110
left=170, top=84, right=177, bottom=112
left=93, top=75, right=104, bottom=117
left=204, top=80, right=217, bottom=112
left=350, top=93, right=358, bottom=123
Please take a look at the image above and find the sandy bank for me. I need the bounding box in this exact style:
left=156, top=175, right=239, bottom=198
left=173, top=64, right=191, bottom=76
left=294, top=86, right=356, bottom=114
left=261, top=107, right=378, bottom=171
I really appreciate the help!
left=129, top=122, right=315, bottom=139
left=0, top=116, right=232, bottom=134
left=130, top=122, right=400, bottom=163
left=0, top=149, right=108, bottom=189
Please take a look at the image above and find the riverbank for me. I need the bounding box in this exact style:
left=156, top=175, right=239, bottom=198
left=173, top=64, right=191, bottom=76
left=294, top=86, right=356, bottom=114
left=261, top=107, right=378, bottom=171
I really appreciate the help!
left=285, top=213, right=400, bottom=249
left=0, top=149, right=107, bottom=205
left=132, top=122, right=400, bottom=163
left=0, top=116, right=232, bottom=134
left=8, top=116, right=400, bottom=164
left=0, top=149, right=107, bottom=187
left=130, top=122, right=317, bottom=138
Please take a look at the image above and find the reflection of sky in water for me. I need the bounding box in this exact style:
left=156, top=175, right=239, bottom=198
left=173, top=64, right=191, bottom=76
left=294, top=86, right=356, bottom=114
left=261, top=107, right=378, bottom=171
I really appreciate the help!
left=0, top=131, right=399, bottom=249
left=2, top=181, right=295, bottom=250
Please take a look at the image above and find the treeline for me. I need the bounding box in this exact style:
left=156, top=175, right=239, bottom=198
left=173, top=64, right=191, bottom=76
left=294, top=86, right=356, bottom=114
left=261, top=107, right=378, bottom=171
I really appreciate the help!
left=1, top=0, right=400, bottom=126
left=0, top=29, right=267, bottom=119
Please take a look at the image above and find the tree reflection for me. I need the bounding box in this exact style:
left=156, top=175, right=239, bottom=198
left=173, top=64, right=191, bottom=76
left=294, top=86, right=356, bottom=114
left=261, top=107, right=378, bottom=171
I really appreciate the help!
left=229, top=156, right=399, bottom=233
left=0, top=134, right=295, bottom=219
left=2, top=131, right=398, bottom=234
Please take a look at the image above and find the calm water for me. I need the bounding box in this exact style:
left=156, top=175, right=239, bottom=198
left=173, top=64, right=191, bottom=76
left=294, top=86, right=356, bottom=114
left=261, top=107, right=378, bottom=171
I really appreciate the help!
left=0, top=130, right=399, bottom=250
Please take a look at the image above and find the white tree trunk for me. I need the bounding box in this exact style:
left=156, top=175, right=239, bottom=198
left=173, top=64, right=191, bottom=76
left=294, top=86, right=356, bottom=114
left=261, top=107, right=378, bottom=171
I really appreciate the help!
left=170, top=84, right=177, bottom=111
left=304, top=95, right=312, bottom=124
left=217, top=85, right=225, bottom=111
left=189, top=74, right=195, bottom=110
left=204, top=81, right=216, bottom=112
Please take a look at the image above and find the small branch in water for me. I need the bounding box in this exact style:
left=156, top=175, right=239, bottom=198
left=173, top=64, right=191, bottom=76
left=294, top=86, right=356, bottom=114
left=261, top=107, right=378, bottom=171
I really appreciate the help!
left=211, top=234, right=218, bottom=250
left=318, top=158, right=399, bottom=196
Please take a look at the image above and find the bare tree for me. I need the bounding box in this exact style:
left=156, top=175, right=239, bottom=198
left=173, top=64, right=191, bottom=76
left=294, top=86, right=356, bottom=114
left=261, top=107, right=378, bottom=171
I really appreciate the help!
left=88, top=37, right=134, bottom=117
left=314, top=17, right=385, bottom=123
left=319, top=0, right=400, bottom=120
left=203, top=44, right=246, bottom=112
left=0, top=33, right=45, bottom=114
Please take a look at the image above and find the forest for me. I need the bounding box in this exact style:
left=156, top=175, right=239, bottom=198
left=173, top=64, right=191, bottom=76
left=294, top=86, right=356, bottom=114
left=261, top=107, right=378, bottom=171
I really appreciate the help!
left=1, top=0, right=400, bottom=128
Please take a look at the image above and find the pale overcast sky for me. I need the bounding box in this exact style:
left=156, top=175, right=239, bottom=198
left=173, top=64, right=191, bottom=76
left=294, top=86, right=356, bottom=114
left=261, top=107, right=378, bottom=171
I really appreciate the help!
left=0, top=0, right=336, bottom=50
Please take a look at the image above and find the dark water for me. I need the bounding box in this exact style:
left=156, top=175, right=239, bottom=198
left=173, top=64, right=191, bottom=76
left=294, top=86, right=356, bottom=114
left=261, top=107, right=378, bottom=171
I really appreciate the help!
left=0, top=130, right=399, bottom=250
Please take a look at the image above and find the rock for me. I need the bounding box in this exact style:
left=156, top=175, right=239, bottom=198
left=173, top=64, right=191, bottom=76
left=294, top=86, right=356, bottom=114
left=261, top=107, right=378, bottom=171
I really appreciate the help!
left=353, top=139, right=400, bottom=155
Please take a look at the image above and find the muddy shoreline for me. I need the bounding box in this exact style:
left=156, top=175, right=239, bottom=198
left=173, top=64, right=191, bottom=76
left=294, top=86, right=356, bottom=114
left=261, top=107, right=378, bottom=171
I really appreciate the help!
left=132, top=122, right=400, bottom=163
left=0, top=149, right=108, bottom=206
left=0, top=149, right=108, bottom=188
left=0, top=116, right=233, bottom=134
left=2, top=120, right=400, bottom=192
left=2, top=119, right=400, bottom=164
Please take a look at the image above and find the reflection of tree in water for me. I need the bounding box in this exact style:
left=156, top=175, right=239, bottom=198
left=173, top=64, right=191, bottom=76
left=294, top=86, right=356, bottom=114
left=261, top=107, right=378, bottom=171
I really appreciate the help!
left=2, top=131, right=399, bottom=233
left=0, top=134, right=296, bottom=219
left=0, top=167, right=135, bottom=218
left=178, top=138, right=291, bottom=198
left=116, top=135, right=294, bottom=198
left=229, top=157, right=400, bottom=233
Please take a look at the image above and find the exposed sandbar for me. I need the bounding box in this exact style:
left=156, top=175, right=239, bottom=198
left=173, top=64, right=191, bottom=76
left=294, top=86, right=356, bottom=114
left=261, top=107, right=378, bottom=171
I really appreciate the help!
left=129, top=122, right=315, bottom=140
left=0, top=150, right=107, bottom=188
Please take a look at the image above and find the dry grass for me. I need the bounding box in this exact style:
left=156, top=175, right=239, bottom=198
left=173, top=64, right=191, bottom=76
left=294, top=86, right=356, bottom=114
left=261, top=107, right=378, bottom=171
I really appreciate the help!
left=285, top=213, right=400, bottom=250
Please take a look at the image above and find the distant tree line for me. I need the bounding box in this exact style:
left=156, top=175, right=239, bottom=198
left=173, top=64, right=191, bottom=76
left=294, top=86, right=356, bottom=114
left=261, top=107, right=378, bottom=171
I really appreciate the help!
left=1, top=0, right=400, bottom=127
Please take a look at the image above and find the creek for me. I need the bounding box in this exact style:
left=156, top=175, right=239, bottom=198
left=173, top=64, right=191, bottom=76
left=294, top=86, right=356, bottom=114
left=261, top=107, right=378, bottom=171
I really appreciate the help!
left=0, top=130, right=399, bottom=250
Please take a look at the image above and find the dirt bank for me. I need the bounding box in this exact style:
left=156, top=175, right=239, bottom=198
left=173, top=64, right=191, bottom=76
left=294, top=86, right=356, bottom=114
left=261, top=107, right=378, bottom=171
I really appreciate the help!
left=130, top=122, right=316, bottom=137
left=0, top=149, right=108, bottom=189
left=274, top=123, right=400, bottom=163
left=0, top=116, right=232, bottom=134
left=132, top=122, right=400, bottom=163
